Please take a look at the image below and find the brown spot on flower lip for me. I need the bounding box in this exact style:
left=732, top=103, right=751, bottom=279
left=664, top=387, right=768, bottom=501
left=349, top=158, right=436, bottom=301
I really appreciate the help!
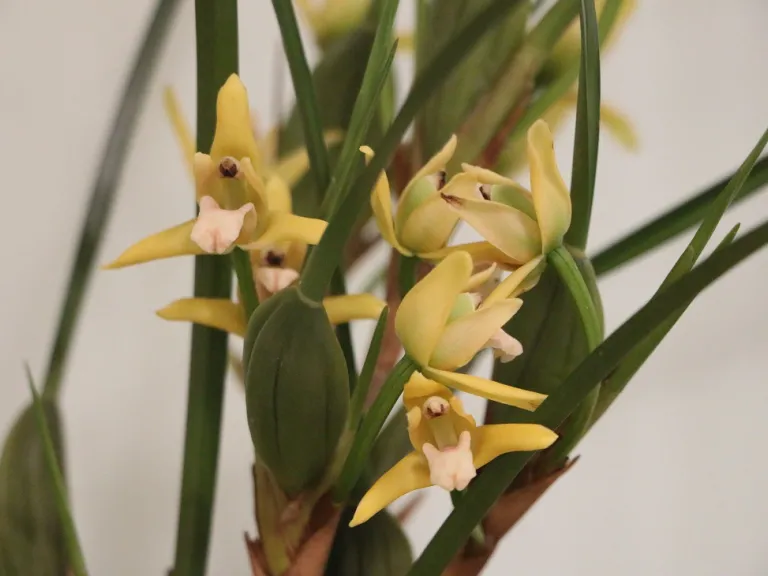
left=441, top=192, right=463, bottom=207
left=219, top=156, right=240, bottom=178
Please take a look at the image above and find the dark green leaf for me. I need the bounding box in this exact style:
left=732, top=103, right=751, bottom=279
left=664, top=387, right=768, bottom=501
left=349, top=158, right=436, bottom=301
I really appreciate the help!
left=592, top=156, right=768, bottom=277
left=171, top=0, right=238, bottom=574
left=272, top=0, right=331, bottom=195
left=410, top=219, right=768, bottom=576
left=565, top=0, right=601, bottom=249
left=368, top=408, right=410, bottom=485
left=26, top=369, right=87, bottom=576
left=42, top=0, right=183, bottom=400
left=300, top=0, right=529, bottom=302
left=349, top=308, right=390, bottom=430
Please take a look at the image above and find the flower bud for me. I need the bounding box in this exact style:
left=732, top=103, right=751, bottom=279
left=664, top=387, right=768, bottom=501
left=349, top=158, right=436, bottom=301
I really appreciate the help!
left=0, top=400, right=67, bottom=574
left=244, top=287, right=349, bottom=497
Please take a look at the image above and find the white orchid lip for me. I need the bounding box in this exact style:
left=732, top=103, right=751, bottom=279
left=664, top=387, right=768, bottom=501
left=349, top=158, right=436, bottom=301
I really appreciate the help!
left=190, top=195, right=255, bottom=254
left=486, top=329, right=523, bottom=363
left=255, top=267, right=300, bottom=295
left=422, top=431, right=476, bottom=491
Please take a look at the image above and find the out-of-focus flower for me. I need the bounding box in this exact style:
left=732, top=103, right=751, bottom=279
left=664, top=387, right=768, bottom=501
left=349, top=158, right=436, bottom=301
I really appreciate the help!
left=296, top=0, right=372, bottom=47
left=365, top=136, right=478, bottom=258
left=349, top=373, right=557, bottom=526
left=395, top=251, right=546, bottom=411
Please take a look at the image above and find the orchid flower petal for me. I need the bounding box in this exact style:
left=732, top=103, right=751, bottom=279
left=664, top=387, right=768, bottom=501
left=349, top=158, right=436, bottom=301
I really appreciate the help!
left=156, top=298, right=246, bottom=337
left=472, top=424, right=558, bottom=469
left=103, top=220, right=203, bottom=269
left=209, top=74, right=262, bottom=168
left=362, top=146, right=408, bottom=255
left=424, top=368, right=546, bottom=412
left=323, top=294, right=386, bottom=325
left=163, top=87, right=196, bottom=177
left=241, top=212, right=327, bottom=250
left=486, top=330, right=524, bottom=363
left=482, top=255, right=545, bottom=307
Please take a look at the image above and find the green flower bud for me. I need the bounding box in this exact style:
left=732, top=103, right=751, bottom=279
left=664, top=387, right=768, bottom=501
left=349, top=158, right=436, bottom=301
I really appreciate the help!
left=0, top=400, right=67, bottom=574
left=244, top=287, right=350, bottom=497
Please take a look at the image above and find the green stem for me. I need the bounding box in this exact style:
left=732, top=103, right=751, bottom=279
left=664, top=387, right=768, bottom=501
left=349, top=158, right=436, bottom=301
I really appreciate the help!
left=333, top=356, right=418, bottom=502
left=398, top=254, right=418, bottom=297
left=42, top=0, right=182, bottom=400
left=348, top=307, right=389, bottom=431
left=332, top=268, right=358, bottom=388
left=591, top=156, right=768, bottom=277
left=231, top=248, right=258, bottom=318
left=547, top=247, right=601, bottom=350
left=172, top=0, right=237, bottom=574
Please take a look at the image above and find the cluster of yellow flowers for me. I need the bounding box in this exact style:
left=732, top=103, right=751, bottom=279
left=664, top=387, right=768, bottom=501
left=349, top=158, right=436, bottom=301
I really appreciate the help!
left=104, top=74, right=576, bottom=526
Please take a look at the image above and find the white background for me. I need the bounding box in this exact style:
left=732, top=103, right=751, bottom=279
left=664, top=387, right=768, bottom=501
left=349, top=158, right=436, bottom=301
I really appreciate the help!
left=1, top=0, right=767, bottom=574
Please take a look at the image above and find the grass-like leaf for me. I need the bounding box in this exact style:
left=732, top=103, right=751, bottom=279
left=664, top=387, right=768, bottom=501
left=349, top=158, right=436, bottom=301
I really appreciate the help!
left=172, top=0, right=238, bottom=574
left=42, top=0, right=183, bottom=400
left=348, top=307, right=389, bottom=431
left=591, top=156, right=768, bottom=276
left=566, top=0, right=601, bottom=249
left=26, top=367, right=88, bottom=576
left=409, top=217, right=768, bottom=575
left=300, top=0, right=528, bottom=302
left=272, top=0, right=331, bottom=193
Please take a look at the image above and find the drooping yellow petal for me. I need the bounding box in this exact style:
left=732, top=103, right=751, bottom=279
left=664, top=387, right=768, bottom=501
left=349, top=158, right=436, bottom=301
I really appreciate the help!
left=103, top=220, right=203, bottom=269
left=430, top=299, right=523, bottom=371
left=472, top=424, right=558, bottom=469
left=163, top=87, right=196, bottom=177
left=323, top=294, right=385, bottom=324
left=265, top=175, right=292, bottom=214
left=402, top=372, right=452, bottom=408
left=156, top=298, right=247, bottom=337
left=600, top=101, right=638, bottom=151
left=442, top=194, right=541, bottom=262
left=421, top=242, right=515, bottom=268
left=395, top=252, right=472, bottom=366
left=273, top=129, right=344, bottom=187
left=209, top=75, right=262, bottom=167
left=425, top=368, right=546, bottom=412
left=482, top=255, right=545, bottom=307
left=349, top=451, right=431, bottom=527
left=528, top=120, right=571, bottom=254
left=242, top=212, right=327, bottom=250
left=363, top=146, right=409, bottom=255
left=464, top=263, right=497, bottom=293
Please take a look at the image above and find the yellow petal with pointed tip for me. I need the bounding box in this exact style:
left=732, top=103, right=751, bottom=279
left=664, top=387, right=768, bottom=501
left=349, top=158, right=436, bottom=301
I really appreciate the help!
left=457, top=164, right=537, bottom=219
left=528, top=120, right=571, bottom=253
left=396, top=252, right=472, bottom=366
left=349, top=451, right=431, bottom=527
left=443, top=194, right=541, bottom=262
left=163, top=87, right=196, bottom=177
left=194, top=153, right=219, bottom=203
left=600, top=102, right=638, bottom=151
left=405, top=135, right=457, bottom=196
left=425, top=368, right=546, bottom=411
left=210, top=75, right=261, bottom=167
left=156, top=298, right=246, bottom=337
left=323, top=294, right=385, bottom=324
left=430, top=299, right=523, bottom=371
left=464, top=263, right=497, bottom=292
left=242, top=212, right=327, bottom=250
left=421, top=242, right=516, bottom=268
left=363, top=146, right=409, bottom=255
left=402, top=372, right=451, bottom=407
left=265, top=175, right=292, bottom=214
left=460, top=163, right=521, bottom=189
left=482, top=255, right=545, bottom=307
left=472, top=424, right=558, bottom=469
left=103, top=220, right=203, bottom=269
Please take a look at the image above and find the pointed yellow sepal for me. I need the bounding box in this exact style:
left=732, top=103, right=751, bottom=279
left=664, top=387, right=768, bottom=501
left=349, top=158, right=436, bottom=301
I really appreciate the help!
left=482, top=255, right=546, bottom=307
left=472, top=424, right=558, bottom=468
left=103, top=220, right=203, bottom=269
left=424, top=368, right=546, bottom=412
left=323, top=294, right=385, bottom=325
left=156, top=298, right=247, bottom=337
left=163, top=87, right=196, bottom=177
left=209, top=74, right=262, bottom=168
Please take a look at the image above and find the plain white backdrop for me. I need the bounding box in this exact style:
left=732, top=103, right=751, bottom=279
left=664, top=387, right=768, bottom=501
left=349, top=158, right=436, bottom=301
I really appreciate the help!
left=1, top=0, right=767, bottom=574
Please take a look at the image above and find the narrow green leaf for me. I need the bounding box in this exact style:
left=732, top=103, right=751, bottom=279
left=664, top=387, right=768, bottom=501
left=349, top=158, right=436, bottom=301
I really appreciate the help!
left=322, top=0, right=400, bottom=216
left=332, top=269, right=359, bottom=388
left=300, top=0, right=528, bottom=302
left=565, top=0, right=601, bottom=249
left=26, top=367, right=88, bottom=576
left=410, top=218, right=768, bottom=575
left=349, top=307, right=390, bottom=431
left=368, top=407, right=410, bottom=484
left=591, top=156, right=768, bottom=277
left=333, top=356, right=417, bottom=503
left=592, top=126, right=768, bottom=421
left=231, top=248, right=258, bottom=317
left=495, top=0, right=624, bottom=174
left=172, top=0, right=238, bottom=574
left=272, top=0, right=331, bottom=193
left=42, top=0, right=183, bottom=400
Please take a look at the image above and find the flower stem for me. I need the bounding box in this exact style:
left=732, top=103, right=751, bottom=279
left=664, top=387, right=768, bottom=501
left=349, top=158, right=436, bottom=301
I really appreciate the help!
left=333, top=355, right=418, bottom=503
left=398, top=254, right=419, bottom=297
left=230, top=248, right=258, bottom=317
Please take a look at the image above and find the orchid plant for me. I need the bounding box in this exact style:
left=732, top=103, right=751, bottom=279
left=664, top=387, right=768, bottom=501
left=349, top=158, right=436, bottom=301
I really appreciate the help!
left=2, top=1, right=767, bottom=576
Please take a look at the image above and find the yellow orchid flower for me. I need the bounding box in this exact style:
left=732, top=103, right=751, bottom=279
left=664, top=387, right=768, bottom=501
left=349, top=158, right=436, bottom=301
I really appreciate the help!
left=395, top=251, right=546, bottom=411
left=349, top=373, right=557, bottom=526
left=295, top=0, right=371, bottom=47
left=365, top=136, right=478, bottom=258
left=437, top=121, right=573, bottom=304
left=104, top=75, right=327, bottom=270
